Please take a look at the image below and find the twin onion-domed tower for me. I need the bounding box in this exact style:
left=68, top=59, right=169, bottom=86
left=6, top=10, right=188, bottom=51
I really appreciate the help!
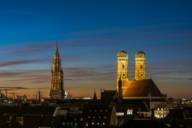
left=116, top=50, right=165, bottom=100
left=116, top=50, right=146, bottom=91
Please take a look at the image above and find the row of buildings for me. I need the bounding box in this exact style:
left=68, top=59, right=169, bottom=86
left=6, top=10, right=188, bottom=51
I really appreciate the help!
left=48, top=45, right=168, bottom=119
left=50, top=45, right=166, bottom=100
left=0, top=97, right=191, bottom=128
left=50, top=46, right=166, bottom=101
left=0, top=45, right=191, bottom=127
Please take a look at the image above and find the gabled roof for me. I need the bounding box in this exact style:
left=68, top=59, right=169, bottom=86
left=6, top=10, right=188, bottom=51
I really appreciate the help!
left=122, top=79, right=165, bottom=98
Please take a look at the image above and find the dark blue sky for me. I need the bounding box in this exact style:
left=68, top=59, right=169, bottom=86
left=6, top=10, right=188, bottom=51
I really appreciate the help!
left=0, top=0, right=191, bottom=98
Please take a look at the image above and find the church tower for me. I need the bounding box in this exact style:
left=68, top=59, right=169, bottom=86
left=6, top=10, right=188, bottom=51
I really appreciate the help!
left=117, top=50, right=128, bottom=91
left=135, top=51, right=146, bottom=80
left=50, top=43, right=65, bottom=99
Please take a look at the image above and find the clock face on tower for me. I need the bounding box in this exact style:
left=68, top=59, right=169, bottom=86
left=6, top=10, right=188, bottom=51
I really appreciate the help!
left=120, top=61, right=127, bottom=79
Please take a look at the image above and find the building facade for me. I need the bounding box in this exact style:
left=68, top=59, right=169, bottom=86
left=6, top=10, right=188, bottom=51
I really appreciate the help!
left=116, top=50, right=128, bottom=92
left=135, top=51, right=146, bottom=80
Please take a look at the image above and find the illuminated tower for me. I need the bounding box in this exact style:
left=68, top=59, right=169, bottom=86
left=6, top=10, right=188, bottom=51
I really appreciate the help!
left=50, top=44, right=64, bottom=99
left=135, top=51, right=146, bottom=80
left=117, top=50, right=128, bottom=91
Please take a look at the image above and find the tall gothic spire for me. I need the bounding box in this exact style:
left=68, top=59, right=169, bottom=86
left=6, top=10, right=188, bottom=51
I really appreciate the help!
left=50, top=42, right=65, bottom=99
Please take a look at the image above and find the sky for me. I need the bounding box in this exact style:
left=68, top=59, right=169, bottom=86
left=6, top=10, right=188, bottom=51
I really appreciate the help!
left=0, top=0, right=191, bottom=98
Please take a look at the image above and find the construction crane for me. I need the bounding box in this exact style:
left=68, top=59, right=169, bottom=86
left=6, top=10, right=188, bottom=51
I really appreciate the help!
left=0, top=86, right=49, bottom=99
left=0, top=86, right=49, bottom=104
left=29, top=87, right=49, bottom=101
left=0, top=87, right=27, bottom=98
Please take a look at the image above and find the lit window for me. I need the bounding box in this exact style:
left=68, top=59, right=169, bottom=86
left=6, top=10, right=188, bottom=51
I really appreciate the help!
left=127, top=109, right=133, bottom=115
left=154, top=107, right=169, bottom=119
left=116, top=112, right=124, bottom=116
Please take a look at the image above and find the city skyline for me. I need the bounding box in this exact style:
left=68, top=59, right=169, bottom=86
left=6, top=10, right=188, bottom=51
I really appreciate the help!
left=0, top=0, right=192, bottom=98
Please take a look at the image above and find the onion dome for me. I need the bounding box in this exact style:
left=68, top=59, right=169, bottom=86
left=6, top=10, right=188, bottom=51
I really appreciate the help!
left=135, top=51, right=145, bottom=58
left=117, top=50, right=127, bottom=57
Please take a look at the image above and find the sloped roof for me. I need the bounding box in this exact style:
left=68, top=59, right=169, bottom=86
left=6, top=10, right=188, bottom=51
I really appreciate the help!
left=122, top=79, right=165, bottom=98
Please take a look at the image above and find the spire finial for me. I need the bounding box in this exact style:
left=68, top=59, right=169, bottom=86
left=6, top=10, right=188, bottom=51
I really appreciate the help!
left=55, top=41, right=60, bottom=57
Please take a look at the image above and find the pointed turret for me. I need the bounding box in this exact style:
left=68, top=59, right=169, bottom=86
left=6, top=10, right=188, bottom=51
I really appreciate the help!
left=93, top=89, right=97, bottom=100
left=55, top=42, right=60, bottom=57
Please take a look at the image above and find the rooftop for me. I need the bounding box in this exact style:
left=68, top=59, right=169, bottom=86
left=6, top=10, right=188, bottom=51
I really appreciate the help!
left=122, top=79, right=166, bottom=99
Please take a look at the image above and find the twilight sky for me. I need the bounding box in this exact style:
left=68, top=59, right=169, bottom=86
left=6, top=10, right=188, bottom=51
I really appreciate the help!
left=0, top=0, right=191, bottom=98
